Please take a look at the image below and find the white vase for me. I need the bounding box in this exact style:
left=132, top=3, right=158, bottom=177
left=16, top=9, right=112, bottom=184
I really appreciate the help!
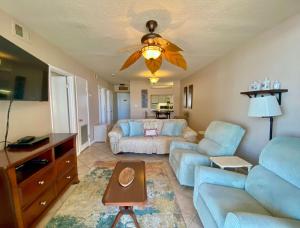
left=273, top=80, right=281, bottom=89
left=263, top=78, right=271, bottom=90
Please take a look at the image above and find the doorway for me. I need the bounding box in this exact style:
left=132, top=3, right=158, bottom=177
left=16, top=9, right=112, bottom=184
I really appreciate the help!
left=117, top=93, right=130, bottom=120
left=75, top=76, right=90, bottom=152
left=49, top=67, right=76, bottom=134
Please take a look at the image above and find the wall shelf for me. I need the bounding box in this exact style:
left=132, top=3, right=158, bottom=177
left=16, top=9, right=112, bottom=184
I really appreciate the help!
left=240, top=89, right=288, bottom=105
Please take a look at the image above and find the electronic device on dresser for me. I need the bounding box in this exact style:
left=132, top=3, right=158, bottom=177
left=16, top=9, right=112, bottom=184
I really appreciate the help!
left=8, top=135, right=50, bottom=149
left=0, top=133, right=78, bottom=228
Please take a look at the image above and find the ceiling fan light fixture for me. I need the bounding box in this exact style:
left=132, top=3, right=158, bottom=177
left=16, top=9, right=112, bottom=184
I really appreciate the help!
left=149, top=77, right=160, bottom=84
left=142, top=45, right=162, bottom=60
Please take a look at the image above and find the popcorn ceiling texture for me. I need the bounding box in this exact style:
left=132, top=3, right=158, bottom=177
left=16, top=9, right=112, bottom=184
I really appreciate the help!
left=1, top=0, right=300, bottom=83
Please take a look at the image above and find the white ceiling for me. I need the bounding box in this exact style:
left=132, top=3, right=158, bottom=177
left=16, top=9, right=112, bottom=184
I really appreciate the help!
left=1, top=0, right=300, bottom=84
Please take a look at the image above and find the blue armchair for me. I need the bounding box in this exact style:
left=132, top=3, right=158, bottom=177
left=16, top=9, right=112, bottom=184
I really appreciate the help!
left=193, top=137, right=300, bottom=228
left=169, top=121, right=245, bottom=186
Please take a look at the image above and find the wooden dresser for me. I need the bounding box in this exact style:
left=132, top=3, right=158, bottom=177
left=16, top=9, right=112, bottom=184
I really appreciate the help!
left=0, top=133, right=79, bottom=228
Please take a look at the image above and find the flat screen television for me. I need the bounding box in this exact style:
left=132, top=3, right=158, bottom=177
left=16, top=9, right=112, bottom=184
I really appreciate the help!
left=0, top=36, right=48, bottom=101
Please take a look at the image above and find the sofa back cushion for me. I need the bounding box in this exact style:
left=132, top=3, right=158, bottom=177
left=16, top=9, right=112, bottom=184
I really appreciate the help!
left=119, top=122, right=130, bottom=136
left=161, top=122, right=175, bottom=136
left=161, top=121, right=185, bottom=136
left=128, top=121, right=144, bottom=136
left=204, top=121, right=245, bottom=156
left=143, top=120, right=164, bottom=134
left=259, top=137, right=300, bottom=189
left=246, top=137, right=300, bottom=220
left=246, top=165, right=300, bottom=220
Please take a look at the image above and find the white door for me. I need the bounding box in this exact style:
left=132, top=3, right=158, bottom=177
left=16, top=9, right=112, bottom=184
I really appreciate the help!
left=100, top=88, right=107, bottom=124
left=106, top=90, right=113, bottom=124
left=75, top=76, right=90, bottom=153
left=117, top=93, right=130, bottom=120
left=50, top=76, right=70, bottom=133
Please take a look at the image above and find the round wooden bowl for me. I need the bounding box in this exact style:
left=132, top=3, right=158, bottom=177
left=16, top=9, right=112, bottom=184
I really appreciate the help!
left=118, top=167, right=135, bottom=187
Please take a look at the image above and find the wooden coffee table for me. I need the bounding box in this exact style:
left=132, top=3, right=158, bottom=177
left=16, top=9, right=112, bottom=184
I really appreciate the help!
left=102, top=160, right=147, bottom=228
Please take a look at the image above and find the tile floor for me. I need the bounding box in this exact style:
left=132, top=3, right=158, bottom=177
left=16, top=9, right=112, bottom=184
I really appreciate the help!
left=37, top=143, right=203, bottom=228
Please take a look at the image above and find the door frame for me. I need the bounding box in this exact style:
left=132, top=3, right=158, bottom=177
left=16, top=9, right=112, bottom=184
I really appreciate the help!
left=98, top=85, right=107, bottom=124
left=48, top=65, right=77, bottom=134
left=106, top=89, right=113, bottom=125
left=75, top=76, right=91, bottom=153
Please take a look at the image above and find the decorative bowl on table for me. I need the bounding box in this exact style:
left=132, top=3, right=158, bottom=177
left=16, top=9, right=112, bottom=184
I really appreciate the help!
left=118, top=167, right=135, bottom=187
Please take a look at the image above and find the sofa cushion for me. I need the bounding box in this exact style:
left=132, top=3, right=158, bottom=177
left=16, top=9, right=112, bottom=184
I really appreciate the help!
left=246, top=165, right=300, bottom=220
left=199, top=183, right=270, bottom=228
left=119, top=122, right=129, bottom=136
left=129, top=121, right=144, bottom=137
left=198, top=138, right=224, bottom=156
left=119, top=136, right=155, bottom=154
left=259, top=137, right=300, bottom=189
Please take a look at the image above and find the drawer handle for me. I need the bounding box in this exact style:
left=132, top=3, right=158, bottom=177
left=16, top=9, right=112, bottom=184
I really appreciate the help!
left=66, top=176, right=72, bottom=180
left=65, top=160, right=71, bottom=164
left=38, top=180, right=45, bottom=185
left=40, top=201, right=47, bottom=206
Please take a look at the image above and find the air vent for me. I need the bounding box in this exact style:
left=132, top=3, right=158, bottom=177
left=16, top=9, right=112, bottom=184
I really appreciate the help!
left=114, top=84, right=129, bottom=92
left=119, top=86, right=128, bottom=90
left=151, top=82, right=174, bottom=89
left=12, top=21, right=30, bottom=41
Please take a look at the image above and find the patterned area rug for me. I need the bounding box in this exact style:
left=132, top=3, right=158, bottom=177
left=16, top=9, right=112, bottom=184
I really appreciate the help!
left=46, top=161, right=186, bottom=228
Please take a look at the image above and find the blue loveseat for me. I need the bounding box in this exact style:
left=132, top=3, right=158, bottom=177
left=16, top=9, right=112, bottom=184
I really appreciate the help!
left=169, top=121, right=245, bottom=187
left=193, top=137, right=300, bottom=228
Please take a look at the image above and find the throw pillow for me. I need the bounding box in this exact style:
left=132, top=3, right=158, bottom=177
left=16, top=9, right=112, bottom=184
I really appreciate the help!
left=144, top=129, right=158, bottom=137
left=161, top=122, right=175, bottom=136
left=173, top=122, right=184, bottom=136
left=119, top=122, right=130, bottom=136
left=129, top=121, right=144, bottom=137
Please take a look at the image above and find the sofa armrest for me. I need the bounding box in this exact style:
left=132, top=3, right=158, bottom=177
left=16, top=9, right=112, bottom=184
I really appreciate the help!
left=183, top=127, right=197, bottom=142
left=194, top=166, right=246, bottom=189
left=170, top=141, right=198, bottom=152
left=224, top=212, right=300, bottom=228
left=108, top=126, right=123, bottom=142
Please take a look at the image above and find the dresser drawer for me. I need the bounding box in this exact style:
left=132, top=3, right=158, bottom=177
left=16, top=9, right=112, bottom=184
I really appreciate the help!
left=56, top=168, right=77, bottom=194
left=56, top=150, right=76, bottom=177
left=19, top=165, right=55, bottom=209
left=22, top=186, right=56, bottom=227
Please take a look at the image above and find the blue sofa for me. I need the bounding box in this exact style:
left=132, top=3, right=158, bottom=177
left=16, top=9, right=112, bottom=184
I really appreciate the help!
left=169, top=121, right=245, bottom=186
left=193, top=137, right=300, bottom=228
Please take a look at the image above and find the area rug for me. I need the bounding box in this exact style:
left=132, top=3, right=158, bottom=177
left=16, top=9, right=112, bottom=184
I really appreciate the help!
left=46, top=161, right=186, bottom=228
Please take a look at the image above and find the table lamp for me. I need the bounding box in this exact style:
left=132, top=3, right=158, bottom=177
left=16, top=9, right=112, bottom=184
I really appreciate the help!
left=248, top=96, right=282, bottom=140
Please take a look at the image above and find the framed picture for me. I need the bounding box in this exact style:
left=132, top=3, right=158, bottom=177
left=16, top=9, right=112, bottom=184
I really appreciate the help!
left=187, top=84, right=193, bottom=109
left=141, top=89, right=148, bottom=108
left=183, top=86, right=188, bottom=108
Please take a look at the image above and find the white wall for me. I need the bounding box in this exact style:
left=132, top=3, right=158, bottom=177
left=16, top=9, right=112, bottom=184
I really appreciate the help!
left=0, top=8, right=112, bottom=148
left=181, top=13, right=300, bottom=163
left=130, top=80, right=181, bottom=119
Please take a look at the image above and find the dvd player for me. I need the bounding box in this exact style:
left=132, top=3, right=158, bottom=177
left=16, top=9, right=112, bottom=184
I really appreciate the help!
left=8, top=135, right=49, bottom=148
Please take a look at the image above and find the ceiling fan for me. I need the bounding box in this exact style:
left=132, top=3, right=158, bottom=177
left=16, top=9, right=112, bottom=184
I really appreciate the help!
left=120, top=20, right=187, bottom=74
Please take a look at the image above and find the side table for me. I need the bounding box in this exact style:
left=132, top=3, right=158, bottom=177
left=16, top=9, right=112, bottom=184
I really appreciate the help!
left=209, top=156, right=253, bottom=173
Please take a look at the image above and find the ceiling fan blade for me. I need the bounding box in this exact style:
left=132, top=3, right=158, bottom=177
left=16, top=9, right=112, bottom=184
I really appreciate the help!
left=163, top=51, right=187, bottom=70
left=154, top=37, right=183, bottom=52
left=144, top=56, right=162, bottom=74
left=120, top=50, right=142, bottom=71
